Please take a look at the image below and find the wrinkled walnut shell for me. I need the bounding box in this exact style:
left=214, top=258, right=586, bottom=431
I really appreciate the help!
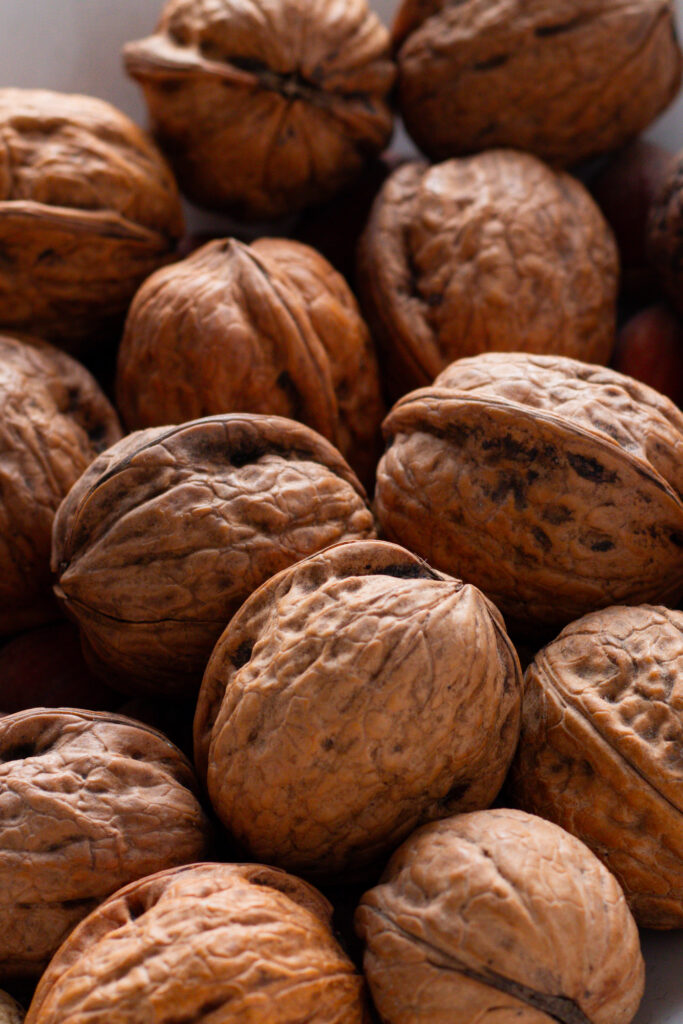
left=509, top=604, right=683, bottom=928
left=0, top=992, right=23, bottom=1024
left=356, top=808, right=644, bottom=1024
left=0, top=89, right=184, bottom=350
left=647, top=149, right=683, bottom=317
left=0, top=333, right=121, bottom=635
left=392, top=0, right=682, bottom=167
left=52, top=414, right=375, bottom=698
left=194, top=539, right=522, bottom=879
left=116, top=238, right=385, bottom=487
left=0, top=708, right=212, bottom=982
left=358, top=153, right=618, bottom=398
left=123, top=0, right=395, bottom=220
left=375, top=353, right=683, bottom=634
left=25, top=862, right=369, bottom=1024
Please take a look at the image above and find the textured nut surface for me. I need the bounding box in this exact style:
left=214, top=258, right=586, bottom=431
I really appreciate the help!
left=0, top=708, right=212, bottom=982
left=123, top=0, right=395, bottom=220
left=356, top=808, right=645, bottom=1024
left=358, top=153, right=618, bottom=398
left=0, top=89, right=184, bottom=348
left=0, top=992, right=23, bottom=1024
left=116, top=238, right=385, bottom=487
left=393, top=0, right=682, bottom=166
left=52, top=414, right=375, bottom=697
left=0, top=333, right=121, bottom=635
left=376, top=353, right=683, bottom=633
left=25, top=862, right=369, bottom=1024
left=195, top=539, right=521, bottom=878
left=647, top=150, right=683, bottom=317
left=510, top=604, right=683, bottom=928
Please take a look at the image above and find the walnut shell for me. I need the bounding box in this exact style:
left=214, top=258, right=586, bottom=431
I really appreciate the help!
left=116, top=238, right=385, bottom=488
left=0, top=992, right=23, bottom=1024
left=392, top=0, right=682, bottom=167
left=52, top=414, right=375, bottom=698
left=375, top=353, right=683, bottom=634
left=356, top=808, right=645, bottom=1024
left=0, top=333, right=121, bottom=635
left=123, top=0, right=395, bottom=221
left=194, top=539, right=522, bottom=879
left=0, top=708, right=212, bottom=982
left=647, top=149, right=683, bottom=317
left=24, top=862, right=369, bottom=1024
left=509, top=604, right=683, bottom=928
left=358, top=153, right=618, bottom=399
left=0, top=89, right=184, bottom=350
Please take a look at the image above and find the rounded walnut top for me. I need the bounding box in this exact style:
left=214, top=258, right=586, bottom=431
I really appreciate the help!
left=392, top=0, right=682, bottom=167
left=358, top=152, right=618, bottom=397
left=510, top=603, right=683, bottom=927
left=24, top=862, right=369, bottom=1024
left=123, top=0, right=395, bottom=220
left=356, top=808, right=645, bottom=1024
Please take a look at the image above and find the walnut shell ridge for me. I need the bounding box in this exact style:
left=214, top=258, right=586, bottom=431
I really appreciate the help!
left=0, top=89, right=184, bottom=350
left=392, top=0, right=682, bottom=167
left=375, top=353, right=683, bottom=634
left=509, top=604, right=683, bottom=928
left=356, top=808, right=645, bottom=1024
left=0, top=333, right=121, bottom=635
left=358, top=152, right=618, bottom=398
left=123, top=0, right=395, bottom=220
left=194, top=538, right=522, bottom=879
left=52, top=414, right=375, bottom=698
left=0, top=708, right=212, bottom=982
left=116, top=237, right=385, bottom=488
left=24, top=862, right=370, bottom=1024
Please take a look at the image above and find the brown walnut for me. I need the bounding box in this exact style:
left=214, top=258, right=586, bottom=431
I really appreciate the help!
left=392, top=0, right=682, bottom=167
left=0, top=89, right=184, bottom=350
left=0, top=708, right=212, bottom=982
left=116, top=237, right=385, bottom=487
left=356, top=808, right=645, bottom=1024
left=123, top=0, right=395, bottom=221
left=24, top=862, right=370, bottom=1024
left=647, top=149, right=683, bottom=317
left=52, top=414, right=375, bottom=698
left=0, top=992, right=23, bottom=1024
left=194, top=539, right=522, bottom=879
left=358, top=152, right=618, bottom=399
left=375, top=353, right=683, bottom=635
left=0, top=333, right=121, bottom=635
left=509, top=604, right=683, bottom=928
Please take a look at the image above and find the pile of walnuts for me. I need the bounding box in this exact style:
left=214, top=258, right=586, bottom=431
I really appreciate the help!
left=0, top=0, right=682, bottom=1021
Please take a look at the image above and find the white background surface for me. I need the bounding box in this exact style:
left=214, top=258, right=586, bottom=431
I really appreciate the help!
left=0, top=1, right=681, bottom=1021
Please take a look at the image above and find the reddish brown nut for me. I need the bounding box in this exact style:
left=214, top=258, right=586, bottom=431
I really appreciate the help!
left=0, top=89, right=184, bottom=351
left=0, top=623, right=119, bottom=715
left=194, top=539, right=522, bottom=879
left=116, top=238, right=385, bottom=488
left=375, top=353, right=683, bottom=635
left=509, top=604, right=683, bottom=928
left=52, top=414, right=375, bottom=698
left=612, top=303, right=683, bottom=407
left=24, top=862, right=370, bottom=1024
left=358, top=153, right=618, bottom=400
left=647, top=149, right=683, bottom=317
left=392, top=0, right=682, bottom=167
left=0, top=992, right=23, bottom=1024
left=123, top=0, right=395, bottom=221
left=0, top=708, right=212, bottom=982
left=356, top=808, right=645, bottom=1024
left=0, top=333, right=121, bottom=635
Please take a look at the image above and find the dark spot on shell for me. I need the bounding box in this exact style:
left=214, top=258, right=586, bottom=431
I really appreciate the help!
left=232, top=640, right=254, bottom=669
left=590, top=538, right=615, bottom=552
left=473, top=53, right=510, bottom=71
left=566, top=452, right=617, bottom=484
left=532, top=526, right=552, bottom=552
left=376, top=562, right=441, bottom=581
left=542, top=504, right=573, bottom=525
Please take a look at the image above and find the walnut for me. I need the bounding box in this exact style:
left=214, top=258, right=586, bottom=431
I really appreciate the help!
left=375, top=353, right=683, bottom=635
left=24, top=862, right=369, bottom=1024
left=52, top=414, right=375, bottom=698
left=0, top=333, right=121, bottom=636
left=0, top=89, right=184, bottom=351
left=647, top=149, right=683, bottom=317
left=392, top=0, right=682, bottom=167
left=356, top=808, right=645, bottom=1024
left=358, top=153, right=618, bottom=399
left=509, top=604, right=683, bottom=928
left=0, top=708, right=212, bottom=983
left=123, top=0, right=395, bottom=221
left=116, top=238, right=385, bottom=488
left=194, top=539, right=522, bottom=879
left=0, top=992, right=23, bottom=1024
